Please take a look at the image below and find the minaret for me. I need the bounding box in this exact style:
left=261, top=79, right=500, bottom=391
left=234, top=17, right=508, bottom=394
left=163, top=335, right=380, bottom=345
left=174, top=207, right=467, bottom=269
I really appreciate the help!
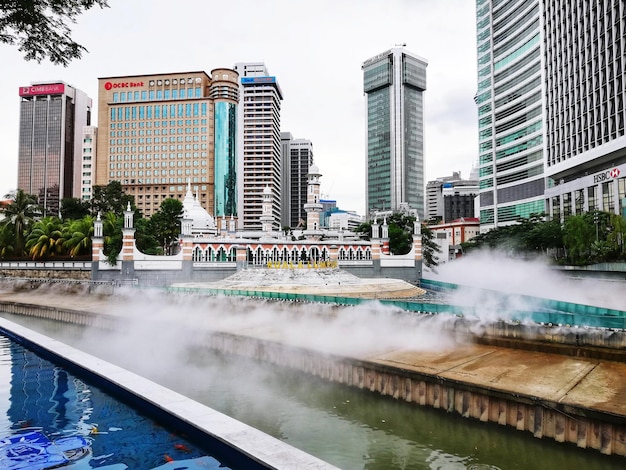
left=303, top=164, right=323, bottom=234
left=260, top=185, right=274, bottom=233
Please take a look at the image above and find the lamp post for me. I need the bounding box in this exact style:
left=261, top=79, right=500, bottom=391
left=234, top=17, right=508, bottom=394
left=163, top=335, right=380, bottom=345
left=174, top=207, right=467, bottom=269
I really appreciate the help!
left=594, top=211, right=599, bottom=241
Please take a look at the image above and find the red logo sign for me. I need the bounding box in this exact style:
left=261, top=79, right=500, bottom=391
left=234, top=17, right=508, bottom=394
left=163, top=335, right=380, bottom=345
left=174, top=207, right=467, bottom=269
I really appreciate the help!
left=104, top=81, right=144, bottom=90
left=610, top=168, right=621, bottom=178
left=19, top=83, right=65, bottom=97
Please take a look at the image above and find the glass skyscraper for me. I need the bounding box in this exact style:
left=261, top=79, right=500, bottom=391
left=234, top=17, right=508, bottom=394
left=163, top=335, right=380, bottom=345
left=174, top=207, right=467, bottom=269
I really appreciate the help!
left=476, top=0, right=545, bottom=230
left=476, top=0, right=626, bottom=230
left=18, top=82, right=92, bottom=215
left=362, top=47, right=428, bottom=218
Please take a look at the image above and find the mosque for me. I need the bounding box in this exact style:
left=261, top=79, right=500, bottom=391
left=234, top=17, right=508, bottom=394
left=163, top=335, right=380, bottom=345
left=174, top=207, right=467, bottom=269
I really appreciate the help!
left=91, top=165, right=424, bottom=286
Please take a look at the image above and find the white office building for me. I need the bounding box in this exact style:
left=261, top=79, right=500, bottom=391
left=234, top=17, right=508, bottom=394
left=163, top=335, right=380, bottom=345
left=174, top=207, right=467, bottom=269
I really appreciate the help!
left=234, top=62, right=284, bottom=230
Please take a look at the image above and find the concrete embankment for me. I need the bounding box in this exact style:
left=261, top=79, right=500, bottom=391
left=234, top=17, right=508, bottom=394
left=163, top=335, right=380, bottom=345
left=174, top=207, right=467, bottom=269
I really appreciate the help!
left=1, top=290, right=625, bottom=457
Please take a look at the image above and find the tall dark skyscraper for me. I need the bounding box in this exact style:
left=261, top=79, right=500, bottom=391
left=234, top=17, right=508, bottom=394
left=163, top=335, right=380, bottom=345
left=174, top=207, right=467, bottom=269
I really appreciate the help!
left=18, top=82, right=92, bottom=215
left=362, top=46, right=428, bottom=218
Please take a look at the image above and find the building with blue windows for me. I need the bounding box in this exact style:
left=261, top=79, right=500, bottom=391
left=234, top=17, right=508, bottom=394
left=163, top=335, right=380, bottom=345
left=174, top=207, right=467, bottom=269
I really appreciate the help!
left=96, top=70, right=239, bottom=217
left=362, top=47, right=428, bottom=219
left=476, top=0, right=626, bottom=230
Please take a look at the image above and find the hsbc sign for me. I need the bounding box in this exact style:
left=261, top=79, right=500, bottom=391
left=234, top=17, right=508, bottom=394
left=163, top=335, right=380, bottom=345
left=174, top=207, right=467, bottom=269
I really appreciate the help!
left=593, top=168, right=621, bottom=184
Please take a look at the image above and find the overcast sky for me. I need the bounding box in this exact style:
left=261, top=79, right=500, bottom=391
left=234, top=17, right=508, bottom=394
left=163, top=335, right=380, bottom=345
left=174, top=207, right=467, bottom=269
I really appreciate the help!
left=0, top=0, right=478, bottom=214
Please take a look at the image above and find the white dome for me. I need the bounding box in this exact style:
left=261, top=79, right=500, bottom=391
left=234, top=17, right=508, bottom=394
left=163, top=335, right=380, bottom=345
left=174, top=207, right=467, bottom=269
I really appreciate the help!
left=182, top=185, right=215, bottom=232
left=309, top=164, right=320, bottom=175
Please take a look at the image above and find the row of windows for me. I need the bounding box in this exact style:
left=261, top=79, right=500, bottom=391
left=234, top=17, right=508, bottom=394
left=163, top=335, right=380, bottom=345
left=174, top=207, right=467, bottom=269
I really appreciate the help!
left=110, top=128, right=207, bottom=139
left=112, top=88, right=202, bottom=103
left=110, top=170, right=208, bottom=177
left=116, top=177, right=208, bottom=185
left=494, top=34, right=540, bottom=70
left=110, top=103, right=208, bottom=121
left=109, top=152, right=207, bottom=162
left=110, top=160, right=204, bottom=169
left=109, top=141, right=208, bottom=153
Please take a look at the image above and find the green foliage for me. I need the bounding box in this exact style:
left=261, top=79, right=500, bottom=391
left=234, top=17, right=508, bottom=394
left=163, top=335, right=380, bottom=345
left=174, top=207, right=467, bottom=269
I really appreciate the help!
left=354, top=221, right=372, bottom=240
left=25, top=216, right=63, bottom=259
left=61, top=197, right=91, bottom=220
left=420, top=224, right=441, bottom=272
left=0, top=0, right=109, bottom=66
left=0, top=189, right=41, bottom=257
left=386, top=213, right=415, bottom=255
left=462, top=210, right=626, bottom=266
left=62, top=215, right=93, bottom=257
left=90, top=181, right=134, bottom=217
left=147, top=198, right=183, bottom=255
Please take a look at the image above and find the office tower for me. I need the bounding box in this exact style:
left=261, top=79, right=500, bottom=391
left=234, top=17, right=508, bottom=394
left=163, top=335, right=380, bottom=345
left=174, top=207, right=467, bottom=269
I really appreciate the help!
left=281, top=133, right=314, bottom=228
left=280, top=132, right=293, bottom=228
left=95, top=70, right=239, bottom=217
left=18, top=82, right=92, bottom=215
left=542, top=1, right=626, bottom=220
left=234, top=62, right=284, bottom=231
left=476, top=1, right=545, bottom=230
left=362, top=46, right=428, bottom=218
left=80, top=126, right=97, bottom=201
left=476, top=1, right=625, bottom=229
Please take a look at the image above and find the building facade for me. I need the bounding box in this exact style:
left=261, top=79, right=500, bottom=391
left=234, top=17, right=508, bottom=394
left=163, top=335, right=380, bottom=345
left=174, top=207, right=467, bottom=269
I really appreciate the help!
left=542, top=1, right=626, bottom=221
left=288, top=137, right=314, bottom=228
left=95, top=70, right=239, bottom=218
left=476, top=0, right=545, bottom=230
left=362, top=46, right=428, bottom=218
left=18, top=82, right=92, bottom=215
left=80, top=126, right=97, bottom=201
left=234, top=62, right=284, bottom=231
left=476, top=0, right=626, bottom=230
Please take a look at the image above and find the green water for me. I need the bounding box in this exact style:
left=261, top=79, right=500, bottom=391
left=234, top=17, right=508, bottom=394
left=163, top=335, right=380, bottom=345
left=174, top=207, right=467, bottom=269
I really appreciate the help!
left=1, top=312, right=624, bottom=470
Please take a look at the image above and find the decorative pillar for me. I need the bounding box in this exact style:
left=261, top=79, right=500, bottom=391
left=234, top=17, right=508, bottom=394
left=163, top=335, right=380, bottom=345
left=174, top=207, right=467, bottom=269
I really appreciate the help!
left=380, top=217, right=390, bottom=255
left=121, top=202, right=136, bottom=279
left=91, top=213, right=104, bottom=279
left=181, top=212, right=194, bottom=278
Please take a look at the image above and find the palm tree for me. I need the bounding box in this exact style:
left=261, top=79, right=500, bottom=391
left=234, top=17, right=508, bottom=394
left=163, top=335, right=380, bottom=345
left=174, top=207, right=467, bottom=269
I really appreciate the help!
left=25, top=217, right=64, bottom=260
left=62, top=216, right=94, bottom=257
left=0, top=190, right=40, bottom=257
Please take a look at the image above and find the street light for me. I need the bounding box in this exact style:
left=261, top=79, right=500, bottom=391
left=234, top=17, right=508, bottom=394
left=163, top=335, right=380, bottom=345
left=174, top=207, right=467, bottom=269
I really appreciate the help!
left=594, top=211, right=599, bottom=241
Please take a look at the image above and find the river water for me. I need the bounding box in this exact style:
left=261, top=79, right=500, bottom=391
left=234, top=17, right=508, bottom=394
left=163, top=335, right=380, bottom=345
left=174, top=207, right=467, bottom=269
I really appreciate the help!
left=1, top=296, right=624, bottom=470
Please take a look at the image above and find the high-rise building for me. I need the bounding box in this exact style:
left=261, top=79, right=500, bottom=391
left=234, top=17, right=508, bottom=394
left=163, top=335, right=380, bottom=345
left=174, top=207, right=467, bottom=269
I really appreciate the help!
left=542, top=2, right=626, bottom=220
left=234, top=62, right=283, bottom=231
left=95, top=70, right=239, bottom=217
left=476, top=2, right=545, bottom=230
left=17, top=82, right=92, bottom=215
left=362, top=46, right=428, bottom=219
left=476, top=1, right=626, bottom=229
left=80, top=126, right=97, bottom=201
left=282, top=134, right=314, bottom=228
left=280, top=132, right=293, bottom=228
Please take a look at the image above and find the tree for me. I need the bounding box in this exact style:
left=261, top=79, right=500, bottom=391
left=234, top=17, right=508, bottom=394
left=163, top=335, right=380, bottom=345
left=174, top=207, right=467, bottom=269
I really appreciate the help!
left=62, top=215, right=93, bottom=257
left=0, top=0, right=109, bottom=66
left=61, top=197, right=91, bottom=220
left=0, top=189, right=40, bottom=257
left=421, top=224, right=441, bottom=272
left=90, top=181, right=134, bottom=217
left=25, top=216, right=63, bottom=260
left=148, top=198, right=183, bottom=255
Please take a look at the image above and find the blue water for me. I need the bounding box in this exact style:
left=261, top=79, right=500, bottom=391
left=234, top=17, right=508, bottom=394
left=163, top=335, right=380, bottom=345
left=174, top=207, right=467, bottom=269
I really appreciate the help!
left=0, top=333, right=232, bottom=470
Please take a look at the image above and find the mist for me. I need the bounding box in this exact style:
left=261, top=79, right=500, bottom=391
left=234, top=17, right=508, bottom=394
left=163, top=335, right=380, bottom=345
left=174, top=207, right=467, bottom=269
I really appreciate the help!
left=426, top=249, right=625, bottom=317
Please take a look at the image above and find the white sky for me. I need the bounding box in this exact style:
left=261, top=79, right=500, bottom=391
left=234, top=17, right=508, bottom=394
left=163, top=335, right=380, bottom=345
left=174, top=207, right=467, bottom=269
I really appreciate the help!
left=0, top=0, right=478, bottom=215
